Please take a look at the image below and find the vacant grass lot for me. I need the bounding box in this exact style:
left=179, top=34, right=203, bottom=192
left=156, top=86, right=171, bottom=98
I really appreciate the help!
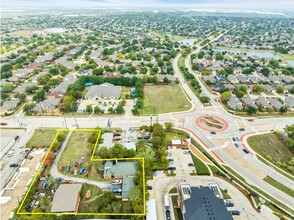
left=264, top=176, right=294, bottom=198
left=247, top=133, right=294, bottom=176
left=191, top=154, right=210, bottom=175
left=58, top=132, right=92, bottom=168
left=143, top=84, right=191, bottom=114
left=164, top=130, right=190, bottom=146
left=27, top=128, right=58, bottom=148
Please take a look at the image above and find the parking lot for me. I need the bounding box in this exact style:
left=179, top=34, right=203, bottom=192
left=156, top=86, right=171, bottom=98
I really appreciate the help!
left=166, top=149, right=195, bottom=176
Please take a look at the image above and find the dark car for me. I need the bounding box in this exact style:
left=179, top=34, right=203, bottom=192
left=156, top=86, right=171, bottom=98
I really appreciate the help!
left=248, top=119, right=254, bottom=122
left=15, top=135, right=20, bottom=141
left=166, top=210, right=171, bottom=220
left=167, top=167, right=176, bottom=170
left=239, top=128, right=245, bottom=131
left=0, top=122, right=8, bottom=126
left=232, top=137, right=236, bottom=142
left=243, top=148, right=250, bottom=154
left=188, top=163, right=194, bottom=167
left=234, top=143, right=239, bottom=148
left=230, top=210, right=240, bottom=216
left=9, top=163, right=19, bottom=168
left=225, top=202, right=234, bottom=207
left=147, top=185, right=153, bottom=190
left=210, top=131, right=216, bottom=134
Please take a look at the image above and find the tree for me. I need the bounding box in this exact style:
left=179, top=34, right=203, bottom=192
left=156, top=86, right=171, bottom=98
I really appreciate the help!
left=215, top=53, right=223, bottom=61
left=94, top=106, right=101, bottom=114
left=276, top=86, right=285, bottom=94
left=115, top=105, right=124, bottom=114
left=93, top=68, right=104, bottom=75
left=151, top=136, right=162, bottom=147
left=285, top=124, right=294, bottom=139
left=235, top=89, right=244, bottom=99
left=14, top=94, right=26, bottom=102
left=220, top=91, right=232, bottom=102
left=32, top=90, right=45, bottom=102
left=2, top=84, right=14, bottom=93
left=49, top=67, right=60, bottom=75
left=85, top=105, right=93, bottom=113
left=25, top=85, right=39, bottom=94
left=247, top=106, right=257, bottom=114
left=165, top=122, right=173, bottom=131
left=279, top=106, right=287, bottom=113
left=252, top=84, right=265, bottom=94
left=200, top=96, right=210, bottom=103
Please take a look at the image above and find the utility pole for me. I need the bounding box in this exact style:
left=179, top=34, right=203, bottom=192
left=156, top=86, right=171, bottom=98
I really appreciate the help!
left=16, top=116, right=21, bottom=128
left=63, top=116, right=68, bottom=129
left=75, top=118, right=79, bottom=129
left=150, top=115, right=153, bottom=127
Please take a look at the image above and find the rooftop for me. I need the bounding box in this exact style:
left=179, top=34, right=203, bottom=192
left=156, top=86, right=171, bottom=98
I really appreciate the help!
left=51, top=183, right=83, bottom=212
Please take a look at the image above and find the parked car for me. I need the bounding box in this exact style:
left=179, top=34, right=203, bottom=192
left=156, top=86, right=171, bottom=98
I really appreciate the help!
left=247, top=119, right=254, bottom=122
left=20, top=149, right=30, bottom=154
left=112, top=180, right=122, bottom=185
left=225, top=202, right=234, bottom=207
left=147, top=185, right=153, bottom=190
left=14, top=135, right=20, bottom=141
left=112, top=188, right=122, bottom=193
left=9, top=163, right=19, bottom=168
left=234, top=143, right=239, bottom=148
left=230, top=210, right=240, bottom=216
left=66, top=166, right=71, bottom=173
left=184, top=150, right=191, bottom=154
left=167, top=167, right=176, bottom=170
left=0, top=122, right=8, bottom=126
left=188, top=163, right=194, bottom=167
left=239, top=128, right=245, bottom=131
left=232, top=137, right=236, bottom=141
left=79, top=167, right=86, bottom=174
left=41, top=183, right=47, bottom=189
left=243, top=148, right=250, bottom=154
left=166, top=210, right=171, bottom=220
left=210, top=131, right=216, bottom=134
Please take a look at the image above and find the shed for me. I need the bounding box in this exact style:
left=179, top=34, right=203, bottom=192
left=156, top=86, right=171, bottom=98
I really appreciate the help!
left=171, top=139, right=183, bottom=148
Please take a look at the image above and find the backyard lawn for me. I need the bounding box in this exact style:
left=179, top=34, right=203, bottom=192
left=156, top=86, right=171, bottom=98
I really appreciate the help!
left=143, top=84, right=191, bottom=115
left=27, top=128, right=59, bottom=148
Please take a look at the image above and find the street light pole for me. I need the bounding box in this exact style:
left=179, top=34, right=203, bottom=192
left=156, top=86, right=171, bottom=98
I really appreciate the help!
left=16, top=116, right=21, bottom=128
left=63, top=116, right=68, bottom=129
left=150, top=115, right=153, bottom=127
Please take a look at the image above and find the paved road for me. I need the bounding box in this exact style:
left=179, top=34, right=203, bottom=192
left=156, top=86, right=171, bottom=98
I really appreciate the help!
left=50, top=131, right=110, bottom=189
left=148, top=174, right=268, bottom=220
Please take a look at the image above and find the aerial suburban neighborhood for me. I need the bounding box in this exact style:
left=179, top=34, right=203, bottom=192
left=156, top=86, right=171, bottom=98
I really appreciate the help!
left=0, top=2, right=294, bottom=220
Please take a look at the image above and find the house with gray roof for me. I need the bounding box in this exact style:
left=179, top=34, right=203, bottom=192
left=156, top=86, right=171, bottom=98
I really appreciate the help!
left=241, top=96, right=258, bottom=109
left=226, top=75, right=239, bottom=84
left=279, top=75, right=294, bottom=84
left=236, top=75, right=248, bottom=84
left=227, top=95, right=243, bottom=110
left=285, top=96, right=294, bottom=110
left=157, top=74, right=176, bottom=83
left=85, top=83, right=121, bottom=100
left=104, top=161, right=137, bottom=201
left=202, top=75, right=216, bottom=83
left=51, top=183, right=82, bottom=212
left=268, top=98, right=284, bottom=110
left=1, top=100, right=20, bottom=114
left=263, top=84, right=273, bottom=93
left=248, top=75, right=260, bottom=84
left=268, top=75, right=281, bottom=84
left=13, top=68, right=33, bottom=78
left=255, top=96, right=271, bottom=110
left=33, top=98, right=61, bottom=112
left=12, top=82, right=37, bottom=93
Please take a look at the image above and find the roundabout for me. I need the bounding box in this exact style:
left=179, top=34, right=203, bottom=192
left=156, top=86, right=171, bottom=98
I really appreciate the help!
left=195, top=115, right=229, bottom=132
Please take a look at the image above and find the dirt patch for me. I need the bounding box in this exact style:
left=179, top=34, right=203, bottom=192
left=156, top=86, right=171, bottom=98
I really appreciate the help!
left=222, top=147, right=267, bottom=179
left=189, top=143, right=211, bottom=163
left=211, top=138, right=231, bottom=149
left=195, top=115, right=229, bottom=132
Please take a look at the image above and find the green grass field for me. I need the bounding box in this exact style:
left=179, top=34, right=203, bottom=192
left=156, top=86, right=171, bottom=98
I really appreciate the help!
left=143, top=84, right=191, bottom=115
left=191, top=154, right=210, bottom=175
left=27, top=128, right=59, bottom=148
left=264, top=176, right=294, bottom=198
left=164, top=131, right=190, bottom=146
left=247, top=133, right=294, bottom=176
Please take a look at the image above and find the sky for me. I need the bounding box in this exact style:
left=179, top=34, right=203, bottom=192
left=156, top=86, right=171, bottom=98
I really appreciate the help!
left=1, top=0, right=294, bottom=12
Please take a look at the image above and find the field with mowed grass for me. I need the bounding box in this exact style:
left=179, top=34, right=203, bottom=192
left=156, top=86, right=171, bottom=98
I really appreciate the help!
left=27, top=128, right=59, bottom=148
left=143, top=84, right=191, bottom=115
left=247, top=133, right=294, bottom=176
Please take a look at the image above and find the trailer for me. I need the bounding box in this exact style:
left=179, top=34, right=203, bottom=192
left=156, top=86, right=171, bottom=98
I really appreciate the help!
left=164, top=194, right=170, bottom=209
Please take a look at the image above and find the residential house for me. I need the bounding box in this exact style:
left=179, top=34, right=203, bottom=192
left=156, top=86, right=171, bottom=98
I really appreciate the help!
left=268, top=98, right=283, bottom=111
left=255, top=96, right=271, bottom=110
left=279, top=75, right=294, bottom=85
left=13, top=68, right=33, bottom=78
left=263, top=84, right=273, bottom=93
left=202, top=76, right=216, bottom=83
left=33, top=98, right=61, bottom=113
left=285, top=96, right=294, bottom=110
left=1, top=100, right=20, bottom=115
left=12, top=82, right=37, bottom=93
left=268, top=75, right=281, bottom=85
left=236, top=75, right=248, bottom=84
left=227, top=95, right=243, bottom=110
left=241, top=96, right=258, bottom=109
left=247, top=75, right=260, bottom=84
left=214, top=74, right=227, bottom=83
left=211, top=84, right=225, bottom=92
left=226, top=75, right=239, bottom=84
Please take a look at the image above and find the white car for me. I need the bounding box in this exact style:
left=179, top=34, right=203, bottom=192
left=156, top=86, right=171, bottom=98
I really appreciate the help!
left=112, top=180, right=122, bottom=185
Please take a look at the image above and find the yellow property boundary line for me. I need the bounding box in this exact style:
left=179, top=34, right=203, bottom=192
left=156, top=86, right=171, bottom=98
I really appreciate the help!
left=17, top=129, right=146, bottom=216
